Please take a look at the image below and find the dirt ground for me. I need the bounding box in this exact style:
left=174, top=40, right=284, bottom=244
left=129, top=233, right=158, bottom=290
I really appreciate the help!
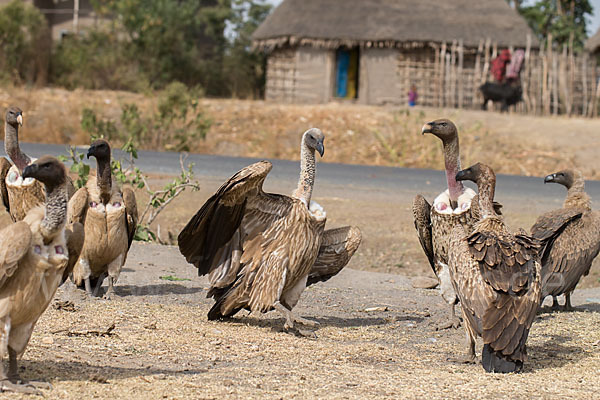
left=2, top=243, right=599, bottom=399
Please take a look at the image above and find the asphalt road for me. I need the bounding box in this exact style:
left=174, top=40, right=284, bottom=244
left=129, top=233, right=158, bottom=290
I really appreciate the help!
left=8, top=141, right=600, bottom=212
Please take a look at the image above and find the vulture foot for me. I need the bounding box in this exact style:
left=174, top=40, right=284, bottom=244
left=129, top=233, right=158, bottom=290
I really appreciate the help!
left=274, top=301, right=320, bottom=330
left=551, top=296, right=560, bottom=311
left=562, top=294, right=574, bottom=311
left=0, top=379, right=44, bottom=395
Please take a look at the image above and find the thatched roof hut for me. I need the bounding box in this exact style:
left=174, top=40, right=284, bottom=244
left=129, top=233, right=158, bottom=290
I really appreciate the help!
left=585, top=29, right=600, bottom=55
left=254, top=0, right=537, bottom=106
left=254, top=0, right=536, bottom=51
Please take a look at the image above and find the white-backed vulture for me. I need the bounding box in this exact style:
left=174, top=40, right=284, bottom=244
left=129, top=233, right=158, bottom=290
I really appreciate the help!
left=531, top=169, right=600, bottom=311
left=68, top=139, right=138, bottom=298
left=178, top=128, right=361, bottom=330
left=447, top=163, right=561, bottom=373
left=0, top=107, right=75, bottom=223
left=0, top=156, right=83, bottom=394
left=413, top=119, right=502, bottom=329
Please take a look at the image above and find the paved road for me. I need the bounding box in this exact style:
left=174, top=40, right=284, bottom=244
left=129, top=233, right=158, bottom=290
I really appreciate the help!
left=9, top=141, right=600, bottom=212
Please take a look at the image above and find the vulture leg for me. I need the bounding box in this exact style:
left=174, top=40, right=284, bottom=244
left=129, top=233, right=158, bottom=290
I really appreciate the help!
left=4, top=348, right=51, bottom=394
left=448, top=327, right=477, bottom=364
left=274, top=301, right=320, bottom=330
left=92, top=272, right=107, bottom=297
left=84, top=278, right=93, bottom=295
left=103, top=277, right=116, bottom=300
left=103, top=254, right=123, bottom=300
left=436, top=302, right=461, bottom=330
left=563, top=292, right=574, bottom=311
left=551, top=296, right=560, bottom=311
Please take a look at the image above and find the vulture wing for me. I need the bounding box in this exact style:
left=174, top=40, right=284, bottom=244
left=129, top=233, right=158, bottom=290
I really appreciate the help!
left=0, top=157, right=11, bottom=214
left=0, top=221, right=32, bottom=289
left=62, top=222, right=85, bottom=283
left=307, top=226, right=362, bottom=286
left=179, top=160, right=293, bottom=284
left=122, top=187, right=138, bottom=249
left=67, top=187, right=89, bottom=226
left=413, top=194, right=435, bottom=273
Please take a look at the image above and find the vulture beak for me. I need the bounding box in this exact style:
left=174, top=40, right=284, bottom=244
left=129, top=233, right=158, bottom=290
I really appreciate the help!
left=316, top=141, right=324, bottom=157
left=16, top=113, right=23, bottom=126
left=22, top=163, right=38, bottom=179
left=455, top=169, right=472, bottom=182
left=87, top=145, right=96, bottom=159
left=544, top=174, right=556, bottom=184
left=421, top=122, right=434, bottom=135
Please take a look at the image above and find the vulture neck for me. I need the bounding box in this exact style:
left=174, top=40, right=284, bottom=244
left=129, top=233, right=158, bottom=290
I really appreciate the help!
left=476, top=177, right=496, bottom=218
left=40, top=184, right=67, bottom=242
left=95, top=156, right=112, bottom=204
left=4, top=121, right=30, bottom=173
left=293, top=137, right=316, bottom=207
left=564, top=177, right=591, bottom=210
left=442, top=137, right=465, bottom=206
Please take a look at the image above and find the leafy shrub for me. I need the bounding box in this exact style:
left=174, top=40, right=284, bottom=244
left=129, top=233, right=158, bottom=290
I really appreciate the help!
left=0, top=0, right=50, bottom=85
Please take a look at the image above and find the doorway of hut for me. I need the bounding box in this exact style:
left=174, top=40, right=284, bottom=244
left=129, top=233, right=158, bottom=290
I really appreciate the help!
left=334, top=47, right=359, bottom=99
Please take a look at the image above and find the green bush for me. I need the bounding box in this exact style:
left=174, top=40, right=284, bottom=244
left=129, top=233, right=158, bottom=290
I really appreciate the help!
left=50, top=31, right=149, bottom=91
left=0, top=0, right=50, bottom=85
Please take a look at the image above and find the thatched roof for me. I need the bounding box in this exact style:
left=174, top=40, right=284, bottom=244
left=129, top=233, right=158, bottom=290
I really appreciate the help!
left=253, top=0, right=538, bottom=51
left=585, top=28, right=600, bottom=53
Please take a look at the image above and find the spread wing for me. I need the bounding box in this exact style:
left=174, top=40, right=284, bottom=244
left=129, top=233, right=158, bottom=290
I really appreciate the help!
left=66, top=176, right=77, bottom=200
left=0, top=157, right=11, bottom=214
left=178, top=160, right=292, bottom=284
left=62, top=222, right=85, bottom=284
left=530, top=207, right=583, bottom=264
left=67, top=187, right=89, bottom=226
left=0, top=221, right=32, bottom=289
left=307, top=226, right=362, bottom=286
left=122, top=187, right=138, bottom=249
left=413, top=194, right=435, bottom=273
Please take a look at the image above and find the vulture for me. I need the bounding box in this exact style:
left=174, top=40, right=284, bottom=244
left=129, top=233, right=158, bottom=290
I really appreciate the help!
left=68, top=139, right=138, bottom=298
left=413, top=119, right=501, bottom=329
left=531, top=169, right=600, bottom=311
left=0, top=156, right=83, bottom=394
left=447, top=163, right=566, bottom=373
left=178, top=128, right=362, bottom=330
left=0, top=107, right=75, bottom=222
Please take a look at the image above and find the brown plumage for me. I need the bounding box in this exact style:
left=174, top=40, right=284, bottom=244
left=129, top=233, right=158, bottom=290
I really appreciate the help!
left=0, top=156, right=83, bottom=394
left=448, top=163, right=550, bottom=373
left=0, top=107, right=75, bottom=222
left=178, top=128, right=361, bottom=330
left=68, top=139, right=138, bottom=298
left=413, top=119, right=502, bottom=329
left=531, top=169, right=600, bottom=311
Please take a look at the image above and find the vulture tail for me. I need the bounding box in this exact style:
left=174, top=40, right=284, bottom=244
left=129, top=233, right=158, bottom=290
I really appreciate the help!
left=482, top=344, right=523, bottom=373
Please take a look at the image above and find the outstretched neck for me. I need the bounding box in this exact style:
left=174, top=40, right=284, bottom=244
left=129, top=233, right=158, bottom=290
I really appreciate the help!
left=443, top=137, right=465, bottom=204
left=4, top=122, right=30, bottom=173
left=40, top=185, right=67, bottom=241
left=293, top=139, right=316, bottom=206
left=96, top=156, right=112, bottom=203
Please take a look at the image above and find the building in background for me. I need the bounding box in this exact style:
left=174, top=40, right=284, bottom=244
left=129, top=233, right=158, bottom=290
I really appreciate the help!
left=253, top=0, right=537, bottom=107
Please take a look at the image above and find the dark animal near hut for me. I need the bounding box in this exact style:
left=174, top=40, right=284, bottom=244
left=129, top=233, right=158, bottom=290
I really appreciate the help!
left=479, top=82, right=522, bottom=112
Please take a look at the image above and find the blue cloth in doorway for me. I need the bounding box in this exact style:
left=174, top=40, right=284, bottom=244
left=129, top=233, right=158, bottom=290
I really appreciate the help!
left=336, top=50, right=350, bottom=98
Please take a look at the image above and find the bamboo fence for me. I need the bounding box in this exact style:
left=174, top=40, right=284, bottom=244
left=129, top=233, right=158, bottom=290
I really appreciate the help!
left=398, top=35, right=600, bottom=117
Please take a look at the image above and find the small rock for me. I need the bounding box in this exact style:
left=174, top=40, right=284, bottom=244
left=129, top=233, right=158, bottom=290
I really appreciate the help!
left=411, top=277, right=439, bottom=289
left=364, top=306, right=389, bottom=312
left=41, top=336, right=54, bottom=345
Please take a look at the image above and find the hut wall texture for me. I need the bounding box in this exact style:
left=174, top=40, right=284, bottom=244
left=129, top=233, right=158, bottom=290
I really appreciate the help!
left=264, top=42, right=600, bottom=117
left=361, top=48, right=401, bottom=105
left=295, top=47, right=334, bottom=103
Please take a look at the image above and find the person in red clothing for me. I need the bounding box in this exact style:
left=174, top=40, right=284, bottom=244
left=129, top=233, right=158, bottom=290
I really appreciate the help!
left=491, top=49, right=511, bottom=82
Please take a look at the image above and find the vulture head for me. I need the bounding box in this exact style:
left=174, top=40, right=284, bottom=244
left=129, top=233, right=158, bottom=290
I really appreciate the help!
left=544, top=169, right=581, bottom=189
left=87, top=139, right=111, bottom=161
left=455, top=162, right=496, bottom=188
left=22, top=156, right=67, bottom=192
left=303, top=128, right=325, bottom=157
left=421, top=119, right=457, bottom=143
left=5, top=106, right=23, bottom=128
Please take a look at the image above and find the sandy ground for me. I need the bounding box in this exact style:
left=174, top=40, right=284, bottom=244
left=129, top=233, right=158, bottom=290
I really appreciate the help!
left=1, top=243, right=598, bottom=399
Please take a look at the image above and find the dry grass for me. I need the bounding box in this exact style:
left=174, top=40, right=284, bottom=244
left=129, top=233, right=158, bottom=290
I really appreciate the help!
left=2, top=86, right=599, bottom=178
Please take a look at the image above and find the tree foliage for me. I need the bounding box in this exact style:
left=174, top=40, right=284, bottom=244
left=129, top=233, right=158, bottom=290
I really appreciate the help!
left=516, top=0, right=593, bottom=50
left=0, top=0, right=50, bottom=84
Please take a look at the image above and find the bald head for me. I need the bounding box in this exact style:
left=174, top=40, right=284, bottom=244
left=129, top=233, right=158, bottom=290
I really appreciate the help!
left=22, top=156, right=67, bottom=191
left=5, top=106, right=23, bottom=127
left=421, top=119, right=458, bottom=143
